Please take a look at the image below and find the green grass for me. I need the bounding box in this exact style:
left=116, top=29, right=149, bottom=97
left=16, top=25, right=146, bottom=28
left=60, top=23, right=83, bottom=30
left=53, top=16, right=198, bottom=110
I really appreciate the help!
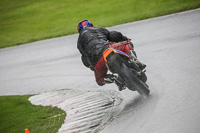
left=0, top=95, right=66, bottom=133
left=0, top=0, right=200, bottom=48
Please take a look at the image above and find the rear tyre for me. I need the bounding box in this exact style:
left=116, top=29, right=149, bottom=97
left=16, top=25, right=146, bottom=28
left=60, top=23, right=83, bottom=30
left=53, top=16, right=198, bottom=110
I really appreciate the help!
left=108, top=54, right=150, bottom=97
left=120, top=63, right=150, bottom=97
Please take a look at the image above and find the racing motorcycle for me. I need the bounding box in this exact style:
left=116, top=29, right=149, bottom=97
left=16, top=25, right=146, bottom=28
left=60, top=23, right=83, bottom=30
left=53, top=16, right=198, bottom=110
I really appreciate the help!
left=103, top=47, right=150, bottom=97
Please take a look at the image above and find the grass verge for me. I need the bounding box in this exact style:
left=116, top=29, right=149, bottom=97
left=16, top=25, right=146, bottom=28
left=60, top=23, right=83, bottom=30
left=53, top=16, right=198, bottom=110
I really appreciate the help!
left=0, top=95, right=66, bottom=133
left=0, top=0, right=200, bottom=48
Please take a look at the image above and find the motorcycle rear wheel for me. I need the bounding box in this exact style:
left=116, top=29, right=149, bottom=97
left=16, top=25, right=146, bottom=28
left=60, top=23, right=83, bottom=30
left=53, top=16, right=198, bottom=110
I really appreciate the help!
left=119, top=63, right=150, bottom=97
left=107, top=53, right=150, bottom=97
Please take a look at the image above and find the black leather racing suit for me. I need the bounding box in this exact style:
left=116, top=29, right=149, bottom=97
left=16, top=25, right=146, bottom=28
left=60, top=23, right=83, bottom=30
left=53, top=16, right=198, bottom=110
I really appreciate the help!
left=77, top=26, right=128, bottom=70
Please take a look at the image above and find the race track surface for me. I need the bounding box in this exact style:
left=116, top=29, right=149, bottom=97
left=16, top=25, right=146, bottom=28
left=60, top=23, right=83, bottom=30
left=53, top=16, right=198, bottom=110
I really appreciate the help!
left=1, top=8, right=200, bottom=133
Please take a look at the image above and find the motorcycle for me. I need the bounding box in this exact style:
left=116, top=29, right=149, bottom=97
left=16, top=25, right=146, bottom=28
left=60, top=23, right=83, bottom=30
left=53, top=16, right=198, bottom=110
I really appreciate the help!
left=103, top=47, right=150, bottom=97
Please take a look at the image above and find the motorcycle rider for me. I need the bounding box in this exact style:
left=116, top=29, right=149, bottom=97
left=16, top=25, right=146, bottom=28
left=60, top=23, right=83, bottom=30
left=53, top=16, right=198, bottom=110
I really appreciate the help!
left=77, top=20, right=145, bottom=90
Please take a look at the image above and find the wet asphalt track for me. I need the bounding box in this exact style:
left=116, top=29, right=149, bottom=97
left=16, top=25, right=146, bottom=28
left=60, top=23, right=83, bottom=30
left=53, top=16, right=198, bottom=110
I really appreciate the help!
left=1, top=8, right=200, bottom=133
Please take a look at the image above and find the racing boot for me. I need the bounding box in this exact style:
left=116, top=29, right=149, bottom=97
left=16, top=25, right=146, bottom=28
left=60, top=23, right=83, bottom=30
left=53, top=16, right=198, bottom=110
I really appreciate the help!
left=104, top=74, right=115, bottom=84
left=104, top=74, right=126, bottom=91
left=113, top=74, right=126, bottom=91
left=128, top=50, right=146, bottom=70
